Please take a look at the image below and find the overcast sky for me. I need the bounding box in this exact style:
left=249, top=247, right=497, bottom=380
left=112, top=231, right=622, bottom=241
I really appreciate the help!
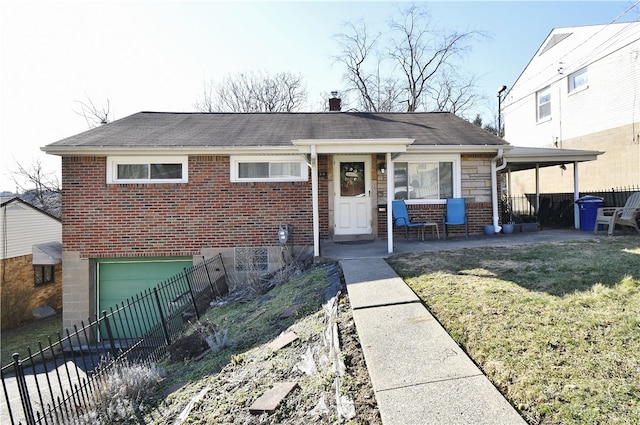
left=1, top=0, right=638, bottom=192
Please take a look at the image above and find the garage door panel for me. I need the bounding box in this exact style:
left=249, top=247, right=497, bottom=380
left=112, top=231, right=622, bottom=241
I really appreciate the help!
left=98, top=257, right=192, bottom=338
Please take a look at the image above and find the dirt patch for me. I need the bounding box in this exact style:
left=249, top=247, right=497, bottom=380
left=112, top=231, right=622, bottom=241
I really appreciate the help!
left=144, top=261, right=382, bottom=424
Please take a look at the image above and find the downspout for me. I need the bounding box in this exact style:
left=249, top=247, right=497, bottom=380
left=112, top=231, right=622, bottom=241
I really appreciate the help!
left=310, top=145, right=320, bottom=257
left=491, top=149, right=507, bottom=233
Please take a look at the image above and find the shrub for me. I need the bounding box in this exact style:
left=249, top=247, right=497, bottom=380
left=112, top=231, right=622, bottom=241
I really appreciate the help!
left=79, top=360, right=161, bottom=423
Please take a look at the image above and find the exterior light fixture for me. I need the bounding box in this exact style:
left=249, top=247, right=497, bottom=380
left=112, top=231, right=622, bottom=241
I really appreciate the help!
left=278, top=224, right=289, bottom=244
left=378, top=162, right=386, bottom=174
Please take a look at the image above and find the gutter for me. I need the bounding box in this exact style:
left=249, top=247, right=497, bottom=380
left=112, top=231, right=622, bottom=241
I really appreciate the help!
left=491, top=149, right=508, bottom=233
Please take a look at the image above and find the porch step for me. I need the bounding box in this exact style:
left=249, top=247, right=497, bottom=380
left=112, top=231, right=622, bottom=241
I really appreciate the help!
left=332, top=234, right=375, bottom=242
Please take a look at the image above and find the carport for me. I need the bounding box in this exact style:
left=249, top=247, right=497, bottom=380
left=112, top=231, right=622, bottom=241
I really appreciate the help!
left=500, top=147, right=603, bottom=229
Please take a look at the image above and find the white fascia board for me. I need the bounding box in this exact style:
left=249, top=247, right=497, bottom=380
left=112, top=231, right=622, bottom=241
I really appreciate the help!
left=40, top=146, right=299, bottom=156
left=505, top=147, right=603, bottom=163
left=292, top=138, right=413, bottom=154
left=405, top=145, right=513, bottom=154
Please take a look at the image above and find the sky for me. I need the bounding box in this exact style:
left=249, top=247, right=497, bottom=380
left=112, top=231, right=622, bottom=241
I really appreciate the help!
left=1, top=0, right=638, bottom=192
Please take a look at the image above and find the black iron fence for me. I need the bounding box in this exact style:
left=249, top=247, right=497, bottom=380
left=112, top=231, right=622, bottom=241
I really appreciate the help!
left=503, top=185, right=640, bottom=227
left=1, top=254, right=228, bottom=425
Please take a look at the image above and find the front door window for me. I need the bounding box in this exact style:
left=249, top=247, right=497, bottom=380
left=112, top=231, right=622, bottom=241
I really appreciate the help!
left=340, top=162, right=365, bottom=197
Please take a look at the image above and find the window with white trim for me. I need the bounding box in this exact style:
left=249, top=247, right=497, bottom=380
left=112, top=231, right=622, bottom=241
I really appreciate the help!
left=568, top=67, right=588, bottom=93
left=537, top=87, right=551, bottom=121
left=230, top=156, right=308, bottom=182
left=107, top=156, right=188, bottom=184
left=393, top=155, right=460, bottom=203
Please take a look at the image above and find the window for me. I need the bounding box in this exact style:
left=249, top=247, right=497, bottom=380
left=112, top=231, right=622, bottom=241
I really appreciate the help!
left=393, top=155, right=460, bottom=203
left=231, top=156, right=308, bottom=182
left=235, top=247, right=268, bottom=272
left=107, top=156, right=188, bottom=183
left=34, top=265, right=55, bottom=286
left=537, top=87, right=551, bottom=121
left=568, top=68, right=588, bottom=93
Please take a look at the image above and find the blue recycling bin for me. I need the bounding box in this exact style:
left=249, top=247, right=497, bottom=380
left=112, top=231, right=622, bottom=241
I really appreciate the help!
left=575, top=195, right=603, bottom=231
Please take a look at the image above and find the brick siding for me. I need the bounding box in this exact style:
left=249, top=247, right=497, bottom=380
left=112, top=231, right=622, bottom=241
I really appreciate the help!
left=62, top=156, right=317, bottom=259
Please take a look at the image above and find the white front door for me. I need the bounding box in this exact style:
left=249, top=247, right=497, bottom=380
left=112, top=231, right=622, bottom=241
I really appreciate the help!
left=334, top=155, right=372, bottom=235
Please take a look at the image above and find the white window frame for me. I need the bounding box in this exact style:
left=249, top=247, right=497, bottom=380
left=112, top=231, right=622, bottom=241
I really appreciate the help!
left=392, top=154, right=461, bottom=205
left=568, top=67, right=588, bottom=93
left=107, top=156, right=188, bottom=184
left=536, top=86, right=551, bottom=121
left=230, top=155, right=308, bottom=182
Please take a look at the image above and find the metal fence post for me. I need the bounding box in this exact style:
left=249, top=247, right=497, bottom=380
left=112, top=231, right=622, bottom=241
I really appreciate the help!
left=183, top=268, right=200, bottom=319
left=12, top=353, right=36, bottom=425
left=153, top=288, right=172, bottom=346
left=201, top=257, right=216, bottom=296
left=101, top=311, right=119, bottom=360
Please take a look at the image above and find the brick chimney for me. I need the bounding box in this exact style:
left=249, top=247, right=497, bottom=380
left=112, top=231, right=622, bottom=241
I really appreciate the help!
left=328, top=91, right=341, bottom=112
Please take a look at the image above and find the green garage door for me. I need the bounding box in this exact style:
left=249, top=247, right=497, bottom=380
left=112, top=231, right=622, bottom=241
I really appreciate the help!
left=97, top=257, right=192, bottom=338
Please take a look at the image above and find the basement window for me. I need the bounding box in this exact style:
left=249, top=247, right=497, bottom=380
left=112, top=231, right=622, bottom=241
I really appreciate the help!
left=34, top=265, right=55, bottom=286
left=234, top=247, right=269, bottom=273
left=107, top=156, right=188, bottom=184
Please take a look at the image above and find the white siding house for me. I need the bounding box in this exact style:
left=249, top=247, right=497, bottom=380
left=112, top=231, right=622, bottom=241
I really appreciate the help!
left=1, top=197, right=61, bottom=260
left=1, top=197, right=63, bottom=329
left=502, top=22, right=640, bottom=194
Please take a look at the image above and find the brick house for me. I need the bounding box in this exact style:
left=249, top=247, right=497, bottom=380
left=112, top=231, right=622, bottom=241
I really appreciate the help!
left=42, top=110, right=600, bottom=329
left=1, top=197, right=62, bottom=330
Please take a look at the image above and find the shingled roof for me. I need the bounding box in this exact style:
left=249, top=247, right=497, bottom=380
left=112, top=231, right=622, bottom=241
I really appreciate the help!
left=43, top=111, right=509, bottom=151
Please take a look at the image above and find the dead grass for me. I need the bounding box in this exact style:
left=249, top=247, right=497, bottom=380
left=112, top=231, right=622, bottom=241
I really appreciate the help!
left=1, top=313, right=62, bottom=366
left=387, top=236, right=640, bottom=425
left=143, top=261, right=380, bottom=424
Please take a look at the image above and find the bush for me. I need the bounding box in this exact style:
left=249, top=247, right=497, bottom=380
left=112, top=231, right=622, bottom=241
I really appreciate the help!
left=79, top=360, right=162, bottom=423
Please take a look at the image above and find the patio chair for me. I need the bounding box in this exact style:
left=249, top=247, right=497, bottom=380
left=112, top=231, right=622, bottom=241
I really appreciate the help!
left=443, top=198, right=468, bottom=240
left=392, top=200, right=428, bottom=240
left=594, top=192, right=640, bottom=236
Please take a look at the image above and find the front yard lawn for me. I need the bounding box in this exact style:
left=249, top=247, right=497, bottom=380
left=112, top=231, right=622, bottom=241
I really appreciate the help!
left=387, top=236, right=640, bottom=425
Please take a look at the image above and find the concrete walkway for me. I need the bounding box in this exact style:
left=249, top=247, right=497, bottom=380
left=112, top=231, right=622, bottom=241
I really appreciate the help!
left=324, top=230, right=600, bottom=424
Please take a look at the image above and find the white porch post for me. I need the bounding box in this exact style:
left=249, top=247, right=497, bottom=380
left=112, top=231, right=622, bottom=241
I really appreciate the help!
left=311, top=145, right=320, bottom=256
left=573, top=161, right=580, bottom=229
left=386, top=152, right=394, bottom=254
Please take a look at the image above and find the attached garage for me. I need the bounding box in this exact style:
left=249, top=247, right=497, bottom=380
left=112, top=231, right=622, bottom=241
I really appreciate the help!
left=97, top=256, right=192, bottom=338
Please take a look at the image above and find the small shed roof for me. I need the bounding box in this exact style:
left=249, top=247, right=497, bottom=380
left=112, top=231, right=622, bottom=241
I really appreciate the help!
left=33, top=241, right=62, bottom=265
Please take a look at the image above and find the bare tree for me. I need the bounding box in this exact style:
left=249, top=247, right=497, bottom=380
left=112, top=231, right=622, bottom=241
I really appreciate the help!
left=11, top=159, right=61, bottom=217
left=333, top=21, right=404, bottom=112
left=74, top=97, right=111, bottom=128
left=334, top=5, right=483, bottom=114
left=425, top=70, right=481, bottom=116
left=195, top=71, right=307, bottom=113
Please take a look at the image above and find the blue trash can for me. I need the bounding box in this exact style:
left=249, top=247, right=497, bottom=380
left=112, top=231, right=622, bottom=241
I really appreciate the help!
left=575, top=195, right=603, bottom=231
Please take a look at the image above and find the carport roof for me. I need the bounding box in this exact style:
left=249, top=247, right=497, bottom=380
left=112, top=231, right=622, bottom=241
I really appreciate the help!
left=502, top=146, right=603, bottom=172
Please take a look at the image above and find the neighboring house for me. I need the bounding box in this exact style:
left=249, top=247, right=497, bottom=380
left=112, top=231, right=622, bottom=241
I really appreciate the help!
left=42, top=109, right=600, bottom=330
left=0, top=197, right=62, bottom=330
left=502, top=22, right=640, bottom=195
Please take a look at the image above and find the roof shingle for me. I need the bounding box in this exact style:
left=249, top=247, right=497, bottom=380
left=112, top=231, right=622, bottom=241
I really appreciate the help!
left=44, top=111, right=509, bottom=151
